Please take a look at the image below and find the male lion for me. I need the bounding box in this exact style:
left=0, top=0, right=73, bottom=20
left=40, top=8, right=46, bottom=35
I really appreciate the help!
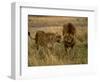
left=63, top=23, right=76, bottom=56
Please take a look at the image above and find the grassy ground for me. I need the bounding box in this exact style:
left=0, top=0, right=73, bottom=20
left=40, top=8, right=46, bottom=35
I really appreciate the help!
left=28, top=15, right=88, bottom=66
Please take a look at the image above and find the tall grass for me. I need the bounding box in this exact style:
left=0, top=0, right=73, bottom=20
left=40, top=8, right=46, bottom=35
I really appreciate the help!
left=28, top=16, right=88, bottom=66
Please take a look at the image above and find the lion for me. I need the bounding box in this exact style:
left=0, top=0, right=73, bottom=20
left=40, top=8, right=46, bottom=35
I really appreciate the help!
left=63, top=23, right=76, bottom=57
left=35, top=31, right=61, bottom=50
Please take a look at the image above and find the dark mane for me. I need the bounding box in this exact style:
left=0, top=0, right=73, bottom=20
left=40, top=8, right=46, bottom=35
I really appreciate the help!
left=63, top=23, right=76, bottom=35
left=63, top=23, right=76, bottom=50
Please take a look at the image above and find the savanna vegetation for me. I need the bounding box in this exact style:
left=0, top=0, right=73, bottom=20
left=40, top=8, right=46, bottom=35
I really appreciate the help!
left=28, top=15, right=88, bottom=66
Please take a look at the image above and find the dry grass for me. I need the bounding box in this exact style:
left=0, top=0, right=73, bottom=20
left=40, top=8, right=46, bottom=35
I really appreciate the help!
left=28, top=15, right=88, bottom=66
